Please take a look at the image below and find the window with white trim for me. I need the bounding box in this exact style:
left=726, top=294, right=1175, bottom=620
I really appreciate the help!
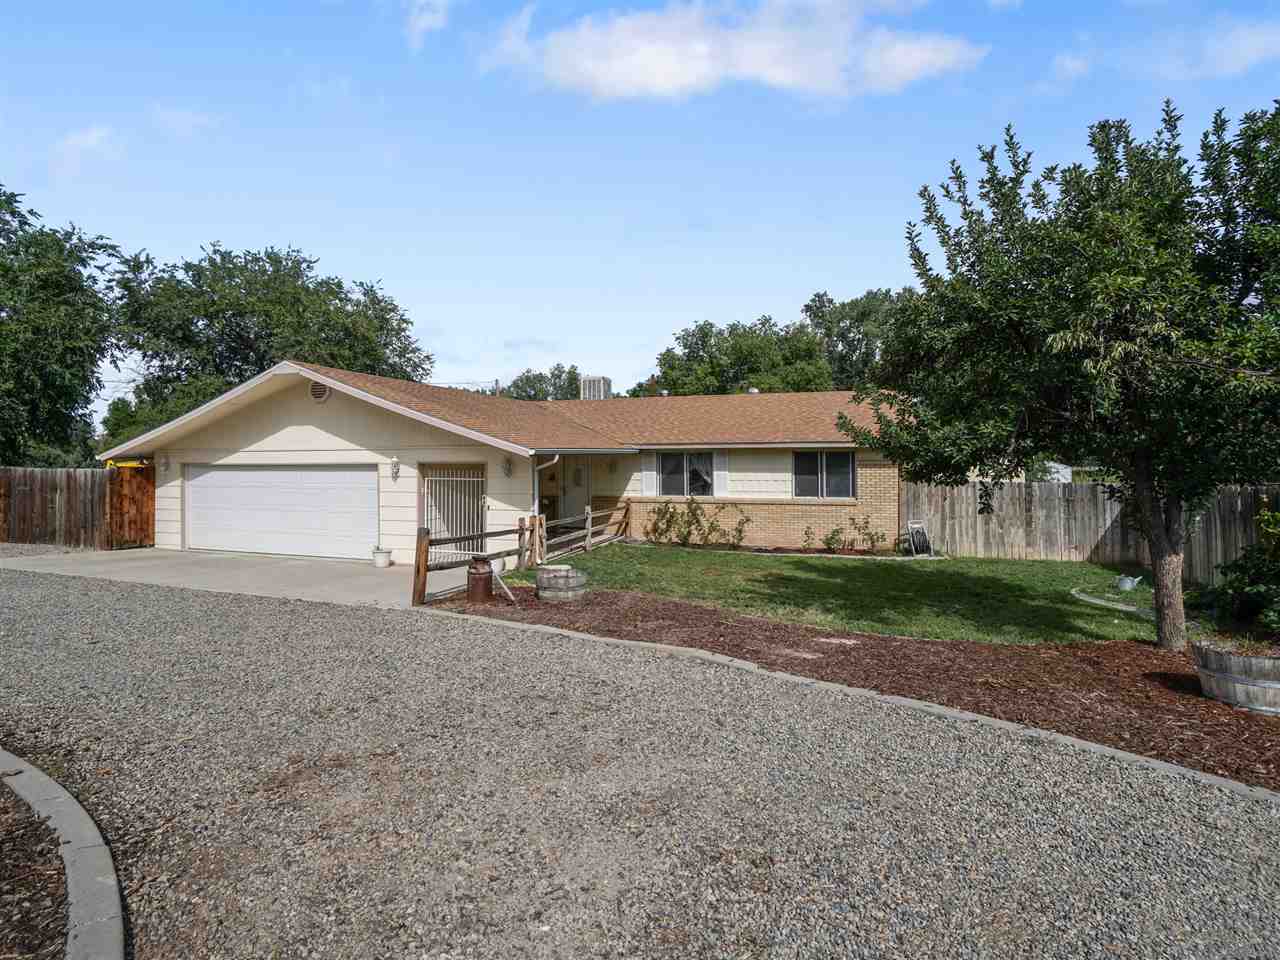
left=793, top=450, right=855, bottom=498
left=659, top=451, right=714, bottom=497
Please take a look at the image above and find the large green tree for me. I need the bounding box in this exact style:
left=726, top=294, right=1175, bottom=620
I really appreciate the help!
left=503, top=362, right=582, bottom=400
left=0, top=185, right=118, bottom=466
left=802, top=288, right=897, bottom=390
left=103, top=245, right=432, bottom=447
left=631, top=316, right=832, bottom=396
left=844, top=102, right=1280, bottom=651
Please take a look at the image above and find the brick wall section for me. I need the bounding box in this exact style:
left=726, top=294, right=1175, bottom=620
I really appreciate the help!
left=596, top=456, right=900, bottom=550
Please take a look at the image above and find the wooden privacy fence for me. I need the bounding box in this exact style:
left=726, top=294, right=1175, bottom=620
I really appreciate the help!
left=899, top=481, right=1280, bottom=585
left=0, top=465, right=155, bottom=550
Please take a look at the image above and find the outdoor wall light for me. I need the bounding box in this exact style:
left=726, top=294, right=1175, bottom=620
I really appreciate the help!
left=608, top=459, right=618, bottom=474
left=390, top=456, right=401, bottom=482
left=159, top=455, right=170, bottom=474
left=503, top=456, right=514, bottom=478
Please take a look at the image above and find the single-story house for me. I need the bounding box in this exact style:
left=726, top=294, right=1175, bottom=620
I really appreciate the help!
left=98, top=361, right=900, bottom=565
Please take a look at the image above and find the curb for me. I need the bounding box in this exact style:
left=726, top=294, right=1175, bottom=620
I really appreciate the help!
left=1, top=748, right=125, bottom=960
left=420, top=606, right=1280, bottom=809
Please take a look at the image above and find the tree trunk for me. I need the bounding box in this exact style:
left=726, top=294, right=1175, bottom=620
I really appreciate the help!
left=1148, top=535, right=1187, bottom=651
left=1137, top=469, right=1188, bottom=651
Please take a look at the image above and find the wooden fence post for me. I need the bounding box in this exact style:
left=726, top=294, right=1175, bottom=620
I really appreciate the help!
left=584, top=506, right=593, bottom=551
left=517, top=516, right=528, bottom=570
left=411, top=527, right=430, bottom=606
left=538, top=515, right=546, bottom=564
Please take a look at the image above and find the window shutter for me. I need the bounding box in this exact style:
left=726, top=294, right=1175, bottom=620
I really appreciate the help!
left=641, top=452, right=657, bottom=496
left=713, top=450, right=729, bottom=497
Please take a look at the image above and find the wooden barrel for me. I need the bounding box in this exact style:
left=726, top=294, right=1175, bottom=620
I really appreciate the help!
left=536, top=564, right=587, bottom=602
left=1191, top=643, right=1280, bottom=716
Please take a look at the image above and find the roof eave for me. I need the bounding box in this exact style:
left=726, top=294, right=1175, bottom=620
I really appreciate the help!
left=630, top=441, right=867, bottom=449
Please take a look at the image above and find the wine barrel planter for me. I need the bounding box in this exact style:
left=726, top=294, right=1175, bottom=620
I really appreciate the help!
left=536, top=564, right=587, bottom=603
left=1191, top=643, right=1280, bottom=716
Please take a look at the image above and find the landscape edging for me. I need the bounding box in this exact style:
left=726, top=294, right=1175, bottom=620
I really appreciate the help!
left=421, top=606, right=1280, bottom=809
left=0, top=747, right=125, bottom=960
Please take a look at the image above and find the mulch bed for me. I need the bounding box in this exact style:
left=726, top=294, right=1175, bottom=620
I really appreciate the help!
left=1, top=781, right=67, bottom=959
left=436, top=586, right=1280, bottom=794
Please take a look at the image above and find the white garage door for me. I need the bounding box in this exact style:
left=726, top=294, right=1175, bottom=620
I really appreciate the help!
left=186, top=465, right=379, bottom=560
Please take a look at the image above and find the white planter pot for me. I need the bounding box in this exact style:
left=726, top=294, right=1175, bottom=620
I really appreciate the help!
left=372, top=548, right=393, bottom=568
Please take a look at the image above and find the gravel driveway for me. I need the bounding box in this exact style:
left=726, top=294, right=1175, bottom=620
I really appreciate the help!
left=2, top=568, right=1279, bottom=959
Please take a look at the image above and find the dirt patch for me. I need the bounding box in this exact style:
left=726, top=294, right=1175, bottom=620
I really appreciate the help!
left=436, top=586, right=1280, bottom=794
left=1, top=781, right=67, bottom=959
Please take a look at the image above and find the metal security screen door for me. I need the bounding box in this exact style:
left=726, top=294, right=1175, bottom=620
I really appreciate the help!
left=421, top=464, right=486, bottom=564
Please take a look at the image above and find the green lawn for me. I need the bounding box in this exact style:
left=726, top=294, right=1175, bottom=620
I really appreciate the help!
left=513, top=544, right=1159, bottom=645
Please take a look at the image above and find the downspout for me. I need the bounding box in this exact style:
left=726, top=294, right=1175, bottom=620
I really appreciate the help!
left=533, top=454, right=560, bottom=514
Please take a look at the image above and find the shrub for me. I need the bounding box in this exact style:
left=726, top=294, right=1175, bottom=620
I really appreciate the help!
left=645, top=499, right=750, bottom=549
left=645, top=500, right=685, bottom=544
left=801, top=526, right=816, bottom=551
left=1212, top=499, right=1280, bottom=633
left=822, top=527, right=845, bottom=552
left=844, top=514, right=888, bottom=553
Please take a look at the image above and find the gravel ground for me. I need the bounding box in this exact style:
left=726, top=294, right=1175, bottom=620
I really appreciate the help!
left=0, top=542, right=77, bottom=558
left=2, top=569, right=1279, bottom=960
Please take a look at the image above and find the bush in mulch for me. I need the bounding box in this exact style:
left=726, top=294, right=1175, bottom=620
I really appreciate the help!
left=1, top=782, right=67, bottom=959
left=436, top=585, right=1280, bottom=794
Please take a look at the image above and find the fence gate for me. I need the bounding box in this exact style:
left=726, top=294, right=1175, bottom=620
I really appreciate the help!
left=421, top=464, right=486, bottom=565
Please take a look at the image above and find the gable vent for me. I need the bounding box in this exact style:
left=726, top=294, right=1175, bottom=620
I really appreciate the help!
left=309, top=381, right=331, bottom=403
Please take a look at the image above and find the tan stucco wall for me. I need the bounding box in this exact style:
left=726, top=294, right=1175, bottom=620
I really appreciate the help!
left=589, top=453, right=643, bottom=498
left=725, top=449, right=792, bottom=497
left=154, top=381, right=532, bottom=565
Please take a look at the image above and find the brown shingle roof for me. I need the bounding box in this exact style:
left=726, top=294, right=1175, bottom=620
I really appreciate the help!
left=294, top=362, right=622, bottom=450
left=295, top=362, right=876, bottom=451
left=551, top=391, right=877, bottom=446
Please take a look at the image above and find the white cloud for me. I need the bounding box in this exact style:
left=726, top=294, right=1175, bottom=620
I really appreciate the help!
left=856, top=27, right=989, bottom=93
left=1050, top=51, right=1090, bottom=82
left=150, top=106, right=217, bottom=138
left=1198, top=19, right=1280, bottom=76
left=51, top=125, right=116, bottom=178
left=491, top=0, right=988, bottom=99
left=406, top=0, right=451, bottom=49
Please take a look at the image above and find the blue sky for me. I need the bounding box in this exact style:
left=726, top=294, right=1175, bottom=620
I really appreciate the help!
left=3, top=1, right=1278, bottom=406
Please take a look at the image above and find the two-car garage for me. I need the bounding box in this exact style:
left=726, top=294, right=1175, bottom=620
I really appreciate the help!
left=184, top=465, right=379, bottom=560
left=103, top=363, right=532, bottom=566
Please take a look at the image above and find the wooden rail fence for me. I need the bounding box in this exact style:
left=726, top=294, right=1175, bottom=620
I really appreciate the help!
left=899, top=481, right=1280, bottom=585
left=410, top=502, right=631, bottom=605
left=0, top=465, right=155, bottom=550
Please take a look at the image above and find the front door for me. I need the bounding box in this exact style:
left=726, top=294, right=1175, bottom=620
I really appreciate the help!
left=560, top=456, right=591, bottom=522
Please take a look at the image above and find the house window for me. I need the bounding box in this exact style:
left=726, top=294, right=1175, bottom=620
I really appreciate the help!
left=659, top=451, right=714, bottom=497
left=793, top=451, right=856, bottom=498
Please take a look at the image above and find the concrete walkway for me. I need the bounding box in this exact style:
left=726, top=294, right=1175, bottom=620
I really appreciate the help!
left=0, top=547, right=465, bottom=607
